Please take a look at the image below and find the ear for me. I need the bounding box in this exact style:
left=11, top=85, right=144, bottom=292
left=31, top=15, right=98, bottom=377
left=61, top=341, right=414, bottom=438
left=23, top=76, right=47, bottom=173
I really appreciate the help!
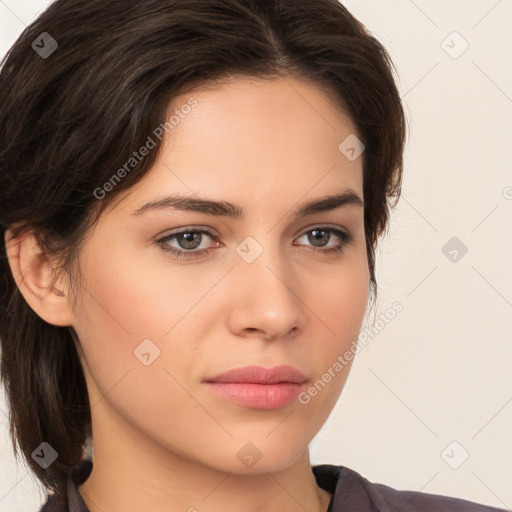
left=4, top=226, right=76, bottom=327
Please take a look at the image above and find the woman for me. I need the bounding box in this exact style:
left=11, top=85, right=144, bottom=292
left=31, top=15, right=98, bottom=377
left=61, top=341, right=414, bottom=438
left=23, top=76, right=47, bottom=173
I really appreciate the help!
left=0, top=1, right=506, bottom=511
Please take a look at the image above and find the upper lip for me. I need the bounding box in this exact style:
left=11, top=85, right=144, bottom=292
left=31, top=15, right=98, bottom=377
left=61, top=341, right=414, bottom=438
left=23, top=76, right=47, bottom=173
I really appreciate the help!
left=203, top=365, right=308, bottom=384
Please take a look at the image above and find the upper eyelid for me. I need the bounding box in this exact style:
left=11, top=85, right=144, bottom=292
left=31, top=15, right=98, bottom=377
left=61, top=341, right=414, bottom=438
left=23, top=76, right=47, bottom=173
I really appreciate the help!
left=162, top=224, right=348, bottom=236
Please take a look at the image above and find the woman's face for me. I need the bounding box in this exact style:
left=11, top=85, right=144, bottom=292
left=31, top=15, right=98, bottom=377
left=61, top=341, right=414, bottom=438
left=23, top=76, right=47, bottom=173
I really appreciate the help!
left=69, top=76, right=369, bottom=473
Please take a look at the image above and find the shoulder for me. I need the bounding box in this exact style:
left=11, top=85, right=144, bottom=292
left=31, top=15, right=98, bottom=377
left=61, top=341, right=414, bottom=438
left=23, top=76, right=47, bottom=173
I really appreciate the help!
left=312, top=464, right=508, bottom=512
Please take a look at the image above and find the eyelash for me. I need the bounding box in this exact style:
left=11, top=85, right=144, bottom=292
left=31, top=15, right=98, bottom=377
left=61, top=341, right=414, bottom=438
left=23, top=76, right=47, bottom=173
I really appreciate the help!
left=155, top=226, right=353, bottom=260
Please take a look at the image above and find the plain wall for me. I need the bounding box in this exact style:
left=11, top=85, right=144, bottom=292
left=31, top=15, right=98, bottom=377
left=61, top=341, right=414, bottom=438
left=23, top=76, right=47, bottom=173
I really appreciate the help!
left=1, top=0, right=511, bottom=510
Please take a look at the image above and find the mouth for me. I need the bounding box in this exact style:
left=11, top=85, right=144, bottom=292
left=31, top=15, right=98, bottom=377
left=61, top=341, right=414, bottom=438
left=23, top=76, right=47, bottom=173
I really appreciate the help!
left=202, top=365, right=309, bottom=409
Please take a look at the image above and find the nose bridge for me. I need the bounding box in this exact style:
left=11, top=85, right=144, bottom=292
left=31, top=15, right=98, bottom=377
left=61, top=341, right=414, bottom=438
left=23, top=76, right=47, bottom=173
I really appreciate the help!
left=235, top=233, right=289, bottom=290
left=230, top=232, right=302, bottom=333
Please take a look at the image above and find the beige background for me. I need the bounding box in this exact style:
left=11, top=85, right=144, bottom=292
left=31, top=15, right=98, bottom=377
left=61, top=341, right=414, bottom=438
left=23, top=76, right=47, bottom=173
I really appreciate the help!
left=1, top=0, right=511, bottom=510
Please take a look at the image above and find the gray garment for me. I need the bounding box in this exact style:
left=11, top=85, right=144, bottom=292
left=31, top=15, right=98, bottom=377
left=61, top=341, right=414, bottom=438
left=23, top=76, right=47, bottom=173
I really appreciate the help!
left=312, top=464, right=509, bottom=512
left=40, top=460, right=509, bottom=511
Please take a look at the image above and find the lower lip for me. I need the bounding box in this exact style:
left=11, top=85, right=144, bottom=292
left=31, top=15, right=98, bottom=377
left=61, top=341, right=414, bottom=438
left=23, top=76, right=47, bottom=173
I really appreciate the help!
left=203, top=382, right=307, bottom=409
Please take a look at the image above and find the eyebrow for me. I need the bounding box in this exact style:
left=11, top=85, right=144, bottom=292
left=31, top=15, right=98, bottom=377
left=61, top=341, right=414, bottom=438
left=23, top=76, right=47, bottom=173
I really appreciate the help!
left=130, top=189, right=364, bottom=219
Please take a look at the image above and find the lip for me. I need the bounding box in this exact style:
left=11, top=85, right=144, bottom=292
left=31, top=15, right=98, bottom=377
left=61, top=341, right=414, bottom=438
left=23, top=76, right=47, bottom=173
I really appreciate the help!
left=202, top=365, right=309, bottom=410
left=203, top=365, right=308, bottom=385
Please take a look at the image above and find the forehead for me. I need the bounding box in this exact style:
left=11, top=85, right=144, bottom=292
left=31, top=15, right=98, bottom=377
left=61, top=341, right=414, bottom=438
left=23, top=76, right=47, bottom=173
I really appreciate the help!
left=110, top=76, right=363, bottom=214
left=170, top=74, right=357, bottom=141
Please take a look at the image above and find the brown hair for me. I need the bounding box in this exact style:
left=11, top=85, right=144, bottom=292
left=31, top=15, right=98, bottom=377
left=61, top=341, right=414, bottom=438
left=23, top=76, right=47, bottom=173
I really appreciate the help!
left=0, top=0, right=406, bottom=507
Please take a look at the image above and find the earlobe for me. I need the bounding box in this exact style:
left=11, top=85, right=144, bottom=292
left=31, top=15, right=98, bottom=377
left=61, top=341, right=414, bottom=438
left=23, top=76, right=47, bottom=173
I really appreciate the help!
left=4, top=227, right=75, bottom=327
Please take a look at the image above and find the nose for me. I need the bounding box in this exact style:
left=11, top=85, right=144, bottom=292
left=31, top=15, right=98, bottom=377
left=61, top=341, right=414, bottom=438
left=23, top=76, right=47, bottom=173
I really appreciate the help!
left=225, top=237, right=305, bottom=341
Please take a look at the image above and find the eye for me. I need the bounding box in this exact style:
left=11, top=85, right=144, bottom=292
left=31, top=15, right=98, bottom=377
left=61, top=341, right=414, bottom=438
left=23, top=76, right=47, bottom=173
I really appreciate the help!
left=156, top=228, right=220, bottom=260
left=294, top=227, right=353, bottom=256
left=155, top=226, right=353, bottom=260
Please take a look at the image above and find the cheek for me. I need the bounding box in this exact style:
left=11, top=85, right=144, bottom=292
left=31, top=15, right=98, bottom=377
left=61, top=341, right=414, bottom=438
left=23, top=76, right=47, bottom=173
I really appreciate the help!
left=70, top=247, right=166, bottom=396
left=76, top=238, right=214, bottom=341
left=70, top=249, right=209, bottom=446
left=71, top=241, right=224, bottom=399
left=304, top=251, right=369, bottom=395
left=306, top=249, right=369, bottom=342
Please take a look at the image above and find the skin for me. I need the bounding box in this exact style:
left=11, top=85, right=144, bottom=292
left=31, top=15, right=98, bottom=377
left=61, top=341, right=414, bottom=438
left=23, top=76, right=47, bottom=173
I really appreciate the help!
left=6, top=76, right=369, bottom=512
